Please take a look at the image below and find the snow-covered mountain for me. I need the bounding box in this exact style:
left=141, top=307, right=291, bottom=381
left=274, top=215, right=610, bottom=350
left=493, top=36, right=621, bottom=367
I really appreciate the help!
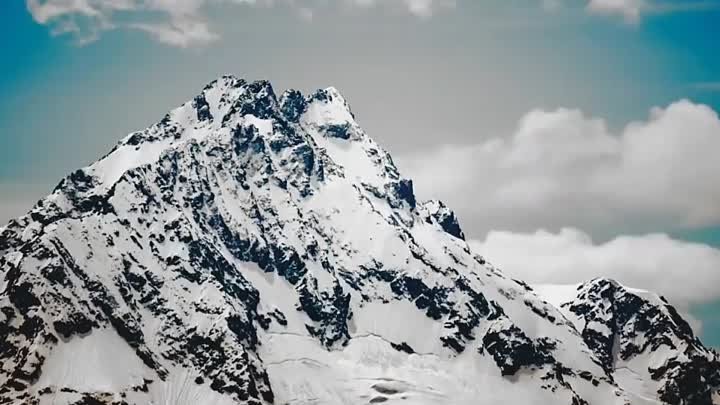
left=0, top=75, right=717, bottom=405
left=536, top=280, right=720, bottom=405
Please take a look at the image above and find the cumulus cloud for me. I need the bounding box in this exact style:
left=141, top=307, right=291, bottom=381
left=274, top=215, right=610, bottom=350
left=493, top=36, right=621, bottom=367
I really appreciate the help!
left=469, top=228, right=720, bottom=332
left=398, top=100, right=720, bottom=237
left=400, top=98, right=720, bottom=332
left=25, top=0, right=453, bottom=47
left=471, top=229, right=720, bottom=306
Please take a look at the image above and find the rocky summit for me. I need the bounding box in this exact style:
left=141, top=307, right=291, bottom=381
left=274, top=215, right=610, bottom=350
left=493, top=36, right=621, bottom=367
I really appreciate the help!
left=1, top=76, right=718, bottom=405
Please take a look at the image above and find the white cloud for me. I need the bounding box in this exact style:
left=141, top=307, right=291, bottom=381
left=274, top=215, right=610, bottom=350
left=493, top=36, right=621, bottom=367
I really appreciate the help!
left=129, top=17, right=218, bottom=47
left=469, top=228, right=720, bottom=333
left=25, top=0, right=242, bottom=47
left=348, top=0, right=451, bottom=16
left=550, top=0, right=718, bottom=22
left=589, top=0, right=720, bottom=22
left=471, top=228, right=720, bottom=306
left=402, top=0, right=435, bottom=17
left=398, top=100, right=720, bottom=237
left=26, top=0, right=718, bottom=45
left=25, top=0, right=452, bottom=47
left=586, top=0, right=645, bottom=22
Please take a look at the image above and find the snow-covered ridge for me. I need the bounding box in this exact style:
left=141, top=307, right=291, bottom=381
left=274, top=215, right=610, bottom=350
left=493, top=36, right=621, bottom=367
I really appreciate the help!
left=1, top=76, right=718, bottom=405
left=87, top=76, right=384, bottom=191
left=536, top=279, right=720, bottom=404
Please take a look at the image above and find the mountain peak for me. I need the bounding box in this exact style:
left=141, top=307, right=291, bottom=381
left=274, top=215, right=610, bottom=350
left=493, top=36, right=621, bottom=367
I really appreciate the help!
left=536, top=280, right=720, bottom=405
left=49, top=77, right=392, bottom=204
left=1, top=77, right=718, bottom=405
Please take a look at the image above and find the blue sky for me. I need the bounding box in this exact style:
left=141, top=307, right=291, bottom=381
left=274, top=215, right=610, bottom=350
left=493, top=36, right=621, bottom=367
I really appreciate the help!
left=2, top=0, right=720, bottom=346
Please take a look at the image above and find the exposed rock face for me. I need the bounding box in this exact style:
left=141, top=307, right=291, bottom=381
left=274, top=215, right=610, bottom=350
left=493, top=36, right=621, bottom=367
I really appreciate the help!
left=0, top=76, right=717, bottom=405
left=536, top=279, right=720, bottom=405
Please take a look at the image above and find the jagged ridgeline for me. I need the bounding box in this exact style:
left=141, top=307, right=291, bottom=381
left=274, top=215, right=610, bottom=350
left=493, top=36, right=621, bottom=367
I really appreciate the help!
left=1, top=76, right=718, bottom=405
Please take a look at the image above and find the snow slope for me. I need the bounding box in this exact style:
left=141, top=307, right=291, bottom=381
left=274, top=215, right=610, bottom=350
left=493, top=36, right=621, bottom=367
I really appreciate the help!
left=0, top=76, right=717, bottom=405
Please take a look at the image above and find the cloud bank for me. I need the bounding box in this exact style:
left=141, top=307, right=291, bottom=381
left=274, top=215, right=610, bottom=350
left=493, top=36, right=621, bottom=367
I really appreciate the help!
left=28, top=0, right=711, bottom=46
left=25, top=0, right=455, bottom=47
left=471, top=228, right=720, bottom=308
left=399, top=100, right=720, bottom=237
left=399, top=98, right=720, bottom=332
left=469, top=228, right=720, bottom=334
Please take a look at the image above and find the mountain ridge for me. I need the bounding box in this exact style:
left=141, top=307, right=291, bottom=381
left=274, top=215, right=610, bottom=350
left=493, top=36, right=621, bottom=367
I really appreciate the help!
left=0, top=76, right=718, bottom=405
